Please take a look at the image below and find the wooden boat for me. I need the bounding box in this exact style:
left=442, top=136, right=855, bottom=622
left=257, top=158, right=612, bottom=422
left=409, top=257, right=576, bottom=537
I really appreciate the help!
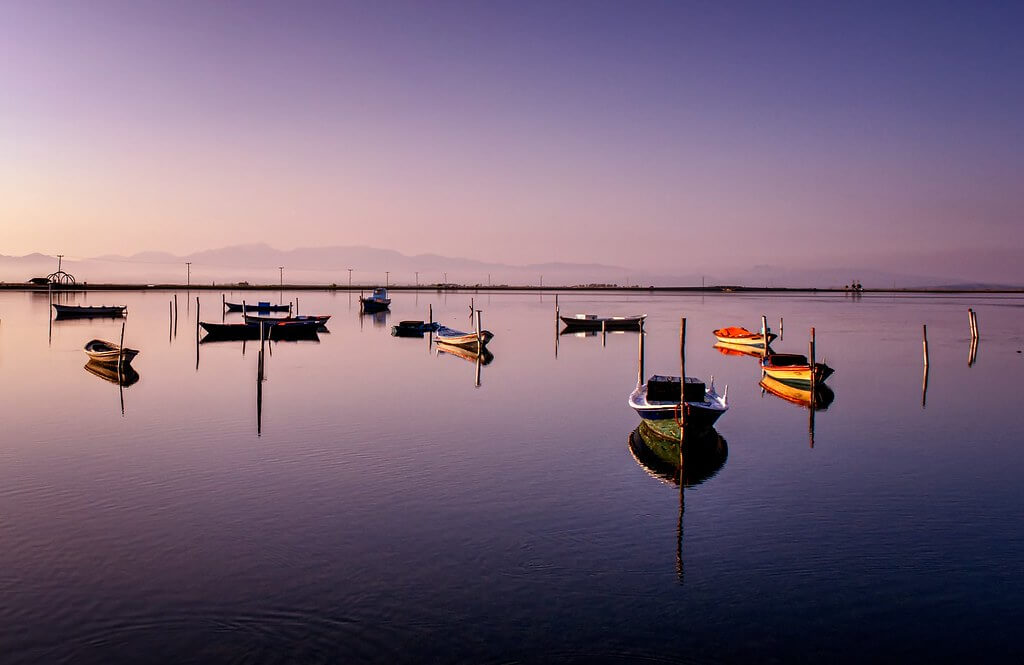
left=84, top=360, right=140, bottom=386
left=84, top=339, right=139, bottom=365
left=628, top=375, right=728, bottom=432
left=560, top=313, right=646, bottom=331
left=53, top=304, right=126, bottom=318
left=759, top=375, right=835, bottom=410
left=359, top=287, right=391, bottom=312
left=199, top=321, right=320, bottom=341
left=434, top=325, right=493, bottom=350
left=713, top=341, right=768, bottom=358
left=242, top=313, right=330, bottom=326
left=224, top=301, right=290, bottom=313
left=391, top=320, right=439, bottom=337
left=761, top=353, right=834, bottom=388
left=712, top=326, right=775, bottom=348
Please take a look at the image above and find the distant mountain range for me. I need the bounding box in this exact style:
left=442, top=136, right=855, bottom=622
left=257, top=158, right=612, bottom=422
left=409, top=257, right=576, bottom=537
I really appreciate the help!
left=1, top=243, right=1020, bottom=289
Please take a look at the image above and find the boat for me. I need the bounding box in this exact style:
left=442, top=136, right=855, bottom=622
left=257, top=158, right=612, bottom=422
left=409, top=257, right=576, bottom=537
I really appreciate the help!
left=628, top=374, right=728, bottom=432
left=434, top=325, right=493, bottom=350
left=84, top=339, right=139, bottom=365
left=53, top=304, right=126, bottom=318
left=559, top=314, right=646, bottom=331
left=712, top=326, right=775, bottom=348
left=391, top=320, right=439, bottom=337
left=242, top=313, right=331, bottom=326
left=759, top=375, right=835, bottom=410
left=224, top=301, right=291, bottom=313
left=84, top=360, right=140, bottom=387
left=359, top=287, right=391, bottom=312
left=761, top=353, right=834, bottom=388
left=199, top=321, right=320, bottom=342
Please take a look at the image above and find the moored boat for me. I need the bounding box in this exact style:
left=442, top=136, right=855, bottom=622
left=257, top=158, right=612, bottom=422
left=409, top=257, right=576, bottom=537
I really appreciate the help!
left=712, top=326, right=776, bottom=348
left=359, top=287, right=391, bottom=312
left=199, top=321, right=321, bottom=341
left=53, top=304, right=126, bottom=318
left=761, top=353, right=834, bottom=388
left=242, top=313, right=330, bottom=326
left=628, top=374, right=728, bottom=432
left=84, top=339, right=139, bottom=365
left=560, top=314, right=646, bottom=331
left=434, top=325, right=493, bottom=350
left=224, top=301, right=291, bottom=313
left=391, top=320, right=439, bottom=337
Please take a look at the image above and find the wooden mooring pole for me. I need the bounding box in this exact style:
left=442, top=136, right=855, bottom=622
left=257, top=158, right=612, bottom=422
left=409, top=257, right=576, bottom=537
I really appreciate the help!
left=809, top=327, right=817, bottom=394
left=637, top=319, right=645, bottom=386
left=679, top=317, right=687, bottom=430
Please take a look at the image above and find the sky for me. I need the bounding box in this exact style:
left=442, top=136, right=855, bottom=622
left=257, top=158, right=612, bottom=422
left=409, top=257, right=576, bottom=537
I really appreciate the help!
left=1, top=1, right=1022, bottom=277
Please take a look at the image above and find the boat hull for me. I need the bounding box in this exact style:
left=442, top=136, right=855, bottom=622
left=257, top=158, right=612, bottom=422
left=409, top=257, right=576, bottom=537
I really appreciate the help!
left=713, top=341, right=768, bottom=358
left=84, top=339, right=139, bottom=365
left=434, top=328, right=494, bottom=349
left=759, top=376, right=835, bottom=410
left=712, top=327, right=776, bottom=348
left=761, top=363, right=834, bottom=388
left=628, top=380, right=728, bottom=433
left=53, top=304, right=126, bottom=318
left=359, top=298, right=390, bottom=312
left=560, top=315, right=646, bottom=331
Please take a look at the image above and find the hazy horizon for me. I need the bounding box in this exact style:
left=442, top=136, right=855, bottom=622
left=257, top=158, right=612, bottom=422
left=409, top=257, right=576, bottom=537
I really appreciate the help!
left=3, top=1, right=1022, bottom=279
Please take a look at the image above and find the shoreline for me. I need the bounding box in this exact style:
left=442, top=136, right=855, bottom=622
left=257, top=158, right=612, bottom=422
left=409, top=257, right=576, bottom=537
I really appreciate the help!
left=2, top=283, right=1022, bottom=295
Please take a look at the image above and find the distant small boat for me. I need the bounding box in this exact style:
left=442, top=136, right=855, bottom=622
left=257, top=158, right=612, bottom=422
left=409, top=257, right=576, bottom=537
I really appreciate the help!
left=713, top=326, right=775, bottom=348
left=628, top=374, right=728, bottom=432
left=224, top=301, right=290, bottom=313
left=759, top=375, right=835, bottom=410
left=391, top=320, right=439, bottom=337
left=53, top=304, right=126, bottom=318
left=560, top=314, right=646, bottom=330
left=84, top=339, right=139, bottom=365
left=761, top=353, right=834, bottom=388
left=435, top=325, right=493, bottom=350
left=359, top=288, right=391, bottom=313
left=84, top=360, right=140, bottom=386
left=200, top=321, right=320, bottom=341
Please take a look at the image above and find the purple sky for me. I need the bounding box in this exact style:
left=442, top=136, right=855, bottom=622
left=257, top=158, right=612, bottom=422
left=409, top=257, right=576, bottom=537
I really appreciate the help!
left=2, top=1, right=1022, bottom=275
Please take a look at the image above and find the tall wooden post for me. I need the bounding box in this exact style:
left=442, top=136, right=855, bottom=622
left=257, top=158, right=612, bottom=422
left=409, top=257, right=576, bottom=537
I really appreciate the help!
left=679, top=317, right=687, bottom=429
left=637, top=319, right=645, bottom=386
left=809, top=327, right=817, bottom=393
left=922, top=324, right=929, bottom=367
left=779, top=317, right=784, bottom=340
left=602, top=319, right=607, bottom=347
left=761, top=314, right=768, bottom=342
left=475, top=310, right=482, bottom=349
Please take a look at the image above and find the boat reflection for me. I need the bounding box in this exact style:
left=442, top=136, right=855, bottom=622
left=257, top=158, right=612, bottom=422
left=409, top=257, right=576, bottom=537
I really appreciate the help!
left=628, top=423, right=728, bottom=583
left=360, top=309, right=390, bottom=328
left=84, top=360, right=140, bottom=387
left=436, top=342, right=493, bottom=387
left=628, top=422, right=728, bottom=487
left=759, top=375, right=835, bottom=410
left=713, top=340, right=768, bottom=359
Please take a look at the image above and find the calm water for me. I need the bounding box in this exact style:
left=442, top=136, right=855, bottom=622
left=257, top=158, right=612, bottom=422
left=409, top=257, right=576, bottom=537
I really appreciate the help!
left=1, top=289, right=1023, bottom=664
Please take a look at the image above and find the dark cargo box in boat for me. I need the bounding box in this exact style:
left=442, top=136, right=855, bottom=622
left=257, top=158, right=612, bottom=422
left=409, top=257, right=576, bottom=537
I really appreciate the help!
left=646, top=376, right=706, bottom=402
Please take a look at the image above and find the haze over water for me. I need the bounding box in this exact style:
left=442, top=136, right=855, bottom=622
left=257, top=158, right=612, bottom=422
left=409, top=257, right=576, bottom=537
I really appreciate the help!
left=1, top=289, right=1022, bottom=663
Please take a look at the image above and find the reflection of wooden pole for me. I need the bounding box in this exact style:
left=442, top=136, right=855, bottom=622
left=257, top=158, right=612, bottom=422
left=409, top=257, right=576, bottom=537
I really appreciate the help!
left=922, top=324, right=929, bottom=367
left=922, top=364, right=929, bottom=409
left=602, top=319, right=606, bottom=347
left=117, top=320, right=126, bottom=378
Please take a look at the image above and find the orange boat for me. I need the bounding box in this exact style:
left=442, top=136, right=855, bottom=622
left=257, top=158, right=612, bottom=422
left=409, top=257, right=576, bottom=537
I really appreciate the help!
left=713, top=326, right=776, bottom=348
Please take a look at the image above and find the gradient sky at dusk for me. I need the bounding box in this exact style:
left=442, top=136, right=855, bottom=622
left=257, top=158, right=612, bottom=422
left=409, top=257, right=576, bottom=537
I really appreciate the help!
left=2, top=1, right=1022, bottom=275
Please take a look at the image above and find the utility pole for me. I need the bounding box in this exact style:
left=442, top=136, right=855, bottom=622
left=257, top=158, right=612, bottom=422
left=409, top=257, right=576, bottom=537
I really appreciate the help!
left=57, top=254, right=64, bottom=273
left=186, top=262, right=192, bottom=286
left=488, top=273, right=491, bottom=287
left=443, top=272, right=447, bottom=284
left=540, top=275, right=543, bottom=288
left=385, top=271, right=390, bottom=288
left=278, top=266, right=284, bottom=287
left=415, top=271, right=419, bottom=287
left=347, top=268, right=353, bottom=290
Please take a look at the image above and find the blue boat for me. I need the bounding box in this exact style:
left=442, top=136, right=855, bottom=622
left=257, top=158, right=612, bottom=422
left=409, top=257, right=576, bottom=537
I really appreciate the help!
left=224, top=301, right=291, bottom=313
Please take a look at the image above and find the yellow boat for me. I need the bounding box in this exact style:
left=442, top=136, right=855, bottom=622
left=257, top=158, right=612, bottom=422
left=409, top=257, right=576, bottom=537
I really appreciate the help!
left=761, top=353, right=833, bottom=388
